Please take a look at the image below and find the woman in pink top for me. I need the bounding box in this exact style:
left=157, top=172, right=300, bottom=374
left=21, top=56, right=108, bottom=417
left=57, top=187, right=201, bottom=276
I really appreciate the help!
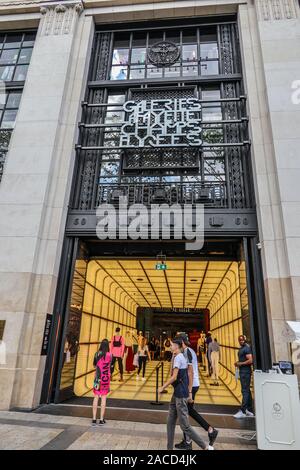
left=92, top=339, right=111, bottom=426
left=110, top=327, right=125, bottom=382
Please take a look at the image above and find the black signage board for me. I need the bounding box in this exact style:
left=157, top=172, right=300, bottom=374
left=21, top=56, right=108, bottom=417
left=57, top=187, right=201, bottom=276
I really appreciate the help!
left=41, top=313, right=52, bottom=356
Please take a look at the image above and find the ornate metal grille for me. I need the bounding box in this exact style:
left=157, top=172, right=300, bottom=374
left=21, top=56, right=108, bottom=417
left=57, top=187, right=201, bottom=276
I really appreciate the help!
left=73, top=20, right=253, bottom=211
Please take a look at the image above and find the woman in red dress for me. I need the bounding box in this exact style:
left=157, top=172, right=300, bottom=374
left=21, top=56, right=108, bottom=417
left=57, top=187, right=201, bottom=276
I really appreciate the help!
left=124, top=331, right=136, bottom=372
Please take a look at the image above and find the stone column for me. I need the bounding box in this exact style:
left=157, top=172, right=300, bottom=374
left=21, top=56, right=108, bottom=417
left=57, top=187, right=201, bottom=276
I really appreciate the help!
left=238, top=0, right=300, bottom=368
left=0, top=1, right=94, bottom=409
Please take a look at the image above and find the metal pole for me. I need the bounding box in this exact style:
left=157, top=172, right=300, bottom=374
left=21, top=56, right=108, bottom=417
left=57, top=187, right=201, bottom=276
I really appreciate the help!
left=150, top=362, right=165, bottom=405
left=161, top=361, right=168, bottom=394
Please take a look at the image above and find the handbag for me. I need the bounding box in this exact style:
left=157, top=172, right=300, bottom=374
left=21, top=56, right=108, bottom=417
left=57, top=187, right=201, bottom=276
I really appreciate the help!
left=93, top=364, right=101, bottom=391
left=133, top=353, right=139, bottom=368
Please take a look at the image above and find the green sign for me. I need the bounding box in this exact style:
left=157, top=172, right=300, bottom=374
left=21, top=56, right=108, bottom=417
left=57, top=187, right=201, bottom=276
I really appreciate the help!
left=155, top=263, right=167, bottom=270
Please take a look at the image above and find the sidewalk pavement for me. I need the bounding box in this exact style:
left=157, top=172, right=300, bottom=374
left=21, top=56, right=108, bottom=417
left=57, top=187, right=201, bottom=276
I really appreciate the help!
left=0, top=411, right=257, bottom=450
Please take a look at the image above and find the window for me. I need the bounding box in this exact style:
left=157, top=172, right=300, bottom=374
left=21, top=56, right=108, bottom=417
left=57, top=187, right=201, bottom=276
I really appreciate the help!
left=0, top=32, right=34, bottom=82
left=0, top=31, right=36, bottom=182
left=109, top=26, right=220, bottom=80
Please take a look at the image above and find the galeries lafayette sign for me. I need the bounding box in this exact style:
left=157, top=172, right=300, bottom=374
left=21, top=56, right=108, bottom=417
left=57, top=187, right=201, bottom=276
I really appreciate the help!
left=119, top=98, right=202, bottom=148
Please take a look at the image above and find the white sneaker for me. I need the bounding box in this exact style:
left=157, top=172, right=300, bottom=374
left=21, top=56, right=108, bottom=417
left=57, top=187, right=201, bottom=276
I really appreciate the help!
left=245, top=410, right=255, bottom=417
left=142, top=377, right=146, bottom=381
left=207, top=445, right=214, bottom=450
left=136, top=376, right=139, bottom=380
left=233, top=410, right=247, bottom=419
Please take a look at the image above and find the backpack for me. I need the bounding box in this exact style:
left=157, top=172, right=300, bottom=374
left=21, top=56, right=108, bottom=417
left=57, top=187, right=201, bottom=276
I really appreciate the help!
left=113, top=336, right=122, bottom=347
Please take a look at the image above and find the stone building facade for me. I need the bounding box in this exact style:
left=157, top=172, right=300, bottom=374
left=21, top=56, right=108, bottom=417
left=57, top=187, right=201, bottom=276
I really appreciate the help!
left=0, top=0, right=299, bottom=410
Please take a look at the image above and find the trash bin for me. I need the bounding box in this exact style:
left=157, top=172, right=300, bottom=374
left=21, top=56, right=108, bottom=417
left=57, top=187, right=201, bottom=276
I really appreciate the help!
left=254, top=369, right=300, bottom=450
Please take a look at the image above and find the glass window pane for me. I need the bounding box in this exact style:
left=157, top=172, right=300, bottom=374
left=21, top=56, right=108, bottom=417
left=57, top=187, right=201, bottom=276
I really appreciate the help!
left=18, top=47, right=33, bottom=64
left=13, top=64, right=28, bottom=81
left=147, top=66, right=162, bottom=79
left=204, top=159, right=225, bottom=175
left=164, top=62, right=180, bottom=78
left=202, top=89, right=221, bottom=100
left=200, top=60, right=219, bottom=75
left=0, top=66, right=14, bottom=81
left=112, top=48, right=129, bottom=65
left=110, top=66, right=128, bottom=80
left=129, top=66, right=145, bottom=79
left=4, top=34, right=22, bottom=49
left=202, top=106, right=222, bottom=121
left=182, top=62, right=198, bottom=76
left=105, top=110, right=124, bottom=123
left=0, top=35, right=4, bottom=48
left=182, top=44, right=198, bottom=61
left=0, top=49, right=19, bottom=64
left=107, top=92, right=125, bottom=104
left=200, top=43, right=219, bottom=59
left=1, top=109, right=17, bottom=128
left=23, top=33, right=35, bottom=47
left=131, top=48, right=146, bottom=64
left=6, top=92, right=21, bottom=108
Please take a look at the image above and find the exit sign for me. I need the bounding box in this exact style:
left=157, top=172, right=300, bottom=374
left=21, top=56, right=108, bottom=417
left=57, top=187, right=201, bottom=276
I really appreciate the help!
left=156, top=263, right=167, bottom=270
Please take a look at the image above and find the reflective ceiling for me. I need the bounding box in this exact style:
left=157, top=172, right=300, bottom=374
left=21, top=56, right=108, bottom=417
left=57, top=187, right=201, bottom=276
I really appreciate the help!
left=79, top=259, right=235, bottom=309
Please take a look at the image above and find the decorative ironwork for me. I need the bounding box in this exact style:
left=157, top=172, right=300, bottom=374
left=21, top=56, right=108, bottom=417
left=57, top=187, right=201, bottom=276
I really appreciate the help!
left=93, top=32, right=112, bottom=81
left=220, top=24, right=234, bottom=75
left=223, top=83, right=244, bottom=208
left=72, top=21, right=253, bottom=213
left=78, top=150, right=97, bottom=210
left=120, top=97, right=202, bottom=148
left=97, top=181, right=227, bottom=207
left=0, top=130, right=12, bottom=182
left=148, top=41, right=180, bottom=66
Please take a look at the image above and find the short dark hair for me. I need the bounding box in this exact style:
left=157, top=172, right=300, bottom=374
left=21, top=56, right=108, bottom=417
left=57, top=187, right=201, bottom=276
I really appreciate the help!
left=177, top=334, right=190, bottom=346
left=172, top=337, right=183, bottom=347
left=116, top=327, right=120, bottom=332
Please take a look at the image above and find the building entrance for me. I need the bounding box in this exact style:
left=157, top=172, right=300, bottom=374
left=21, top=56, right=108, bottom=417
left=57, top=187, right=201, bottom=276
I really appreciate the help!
left=41, top=237, right=269, bottom=409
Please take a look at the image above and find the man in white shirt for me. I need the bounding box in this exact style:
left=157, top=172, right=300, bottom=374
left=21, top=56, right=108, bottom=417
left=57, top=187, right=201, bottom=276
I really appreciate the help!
left=175, top=334, right=218, bottom=450
left=159, top=337, right=208, bottom=450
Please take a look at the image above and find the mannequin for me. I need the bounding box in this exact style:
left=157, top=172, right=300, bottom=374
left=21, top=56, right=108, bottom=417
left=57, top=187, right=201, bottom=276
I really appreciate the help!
left=124, top=330, right=137, bottom=373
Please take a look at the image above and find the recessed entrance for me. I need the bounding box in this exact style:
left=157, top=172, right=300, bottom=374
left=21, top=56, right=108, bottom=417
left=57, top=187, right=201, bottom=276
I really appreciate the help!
left=59, top=252, right=251, bottom=407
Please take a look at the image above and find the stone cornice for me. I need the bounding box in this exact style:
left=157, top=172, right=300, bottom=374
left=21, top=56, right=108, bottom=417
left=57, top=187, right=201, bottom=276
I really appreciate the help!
left=0, top=1, right=84, bottom=16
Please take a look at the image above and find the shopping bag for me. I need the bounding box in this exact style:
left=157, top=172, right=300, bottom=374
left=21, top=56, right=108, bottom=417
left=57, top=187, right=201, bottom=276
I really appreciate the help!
left=133, top=353, right=139, bottom=368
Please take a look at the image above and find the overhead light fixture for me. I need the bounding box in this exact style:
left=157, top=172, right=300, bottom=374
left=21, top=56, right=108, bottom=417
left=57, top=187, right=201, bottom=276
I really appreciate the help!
left=137, top=278, right=144, bottom=281
left=191, top=279, right=198, bottom=282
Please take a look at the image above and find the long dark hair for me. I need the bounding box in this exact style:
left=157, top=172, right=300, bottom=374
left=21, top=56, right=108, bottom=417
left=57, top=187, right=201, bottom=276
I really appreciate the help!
left=98, top=339, right=109, bottom=359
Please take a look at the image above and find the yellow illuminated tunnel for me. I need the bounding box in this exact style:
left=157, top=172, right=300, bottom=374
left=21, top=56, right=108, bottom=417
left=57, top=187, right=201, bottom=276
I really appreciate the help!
left=72, top=259, right=248, bottom=404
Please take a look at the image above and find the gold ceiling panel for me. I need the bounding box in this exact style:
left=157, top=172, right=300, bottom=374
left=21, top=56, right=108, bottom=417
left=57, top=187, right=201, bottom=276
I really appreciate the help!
left=90, top=259, right=235, bottom=310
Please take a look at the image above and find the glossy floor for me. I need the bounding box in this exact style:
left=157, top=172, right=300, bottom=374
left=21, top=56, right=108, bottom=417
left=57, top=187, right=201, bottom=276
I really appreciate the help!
left=79, top=360, right=240, bottom=406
